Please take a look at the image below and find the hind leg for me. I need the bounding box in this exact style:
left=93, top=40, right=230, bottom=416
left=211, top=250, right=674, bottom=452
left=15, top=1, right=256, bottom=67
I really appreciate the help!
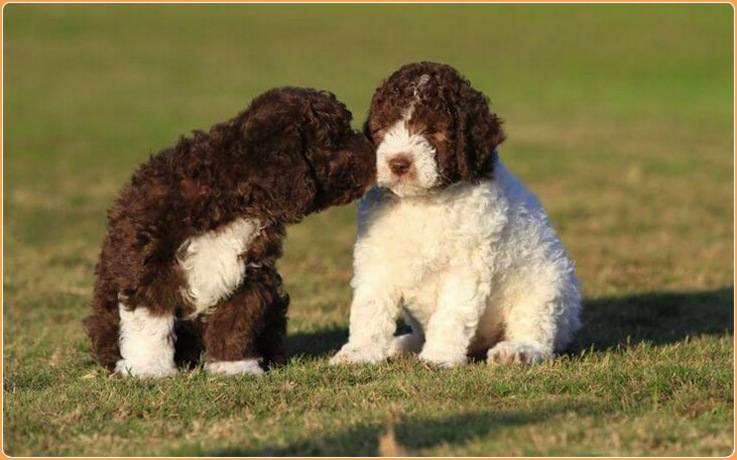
left=487, top=294, right=556, bottom=365
left=204, top=270, right=284, bottom=376
left=255, top=288, right=289, bottom=369
left=84, top=263, right=125, bottom=370
left=115, top=303, right=177, bottom=378
left=488, top=279, right=581, bottom=365
left=175, top=318, right=206, bottom=369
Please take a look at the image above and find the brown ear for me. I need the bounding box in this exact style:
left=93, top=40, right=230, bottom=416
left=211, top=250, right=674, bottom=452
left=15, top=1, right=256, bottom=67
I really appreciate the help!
left=454, top=83, right=505, bottom=181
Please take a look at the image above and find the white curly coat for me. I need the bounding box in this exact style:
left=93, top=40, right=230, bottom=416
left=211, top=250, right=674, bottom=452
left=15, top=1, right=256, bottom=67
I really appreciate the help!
left=332, top=119, right=581, bottom=366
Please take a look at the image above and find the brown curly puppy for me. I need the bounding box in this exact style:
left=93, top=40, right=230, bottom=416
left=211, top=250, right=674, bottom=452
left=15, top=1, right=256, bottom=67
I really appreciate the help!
left=83, top=87, right=376, bottom=378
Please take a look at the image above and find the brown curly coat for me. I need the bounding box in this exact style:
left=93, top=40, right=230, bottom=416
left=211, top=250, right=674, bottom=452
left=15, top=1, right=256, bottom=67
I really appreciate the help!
left=83, top=87, right=375, bottom=371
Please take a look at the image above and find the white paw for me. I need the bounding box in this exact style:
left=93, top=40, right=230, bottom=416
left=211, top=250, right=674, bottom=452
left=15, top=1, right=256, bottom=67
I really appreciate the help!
left=329, top=345, right=387, bottom=365
left=205, top=359, right=264, bottom=376
left=418, top=348, right=466, bottom=368
left=488, top=341, right=552, bottom=365
left=388, top=333, right=424, bottom=357
left=114, top=359, right=177, bottom=378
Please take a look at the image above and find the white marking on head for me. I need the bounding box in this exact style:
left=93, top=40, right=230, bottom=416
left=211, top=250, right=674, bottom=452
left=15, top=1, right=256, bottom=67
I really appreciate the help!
left=414, top=74, right=430, bottom=97
left=376, top=101, right=439, bottom=197
left=402, top=74, right=431, bottom=121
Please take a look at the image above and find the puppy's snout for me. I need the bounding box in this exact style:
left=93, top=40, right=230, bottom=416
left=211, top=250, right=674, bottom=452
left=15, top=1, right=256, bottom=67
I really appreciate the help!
left=389, top=156, right=412, bottom=176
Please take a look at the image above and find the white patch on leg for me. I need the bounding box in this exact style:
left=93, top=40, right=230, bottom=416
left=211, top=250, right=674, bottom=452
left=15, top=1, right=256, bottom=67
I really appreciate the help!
left=205, top=359, right=264, bottom=376
left=116, top=304, right=176, bottom=378
left=487, top=341, right=552, bottom=365
left=178, top=218, right=261, bottom=317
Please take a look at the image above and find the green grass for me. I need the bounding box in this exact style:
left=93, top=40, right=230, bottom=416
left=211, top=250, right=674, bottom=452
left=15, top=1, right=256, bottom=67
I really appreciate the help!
left=3, top=4, right=734, bottom=456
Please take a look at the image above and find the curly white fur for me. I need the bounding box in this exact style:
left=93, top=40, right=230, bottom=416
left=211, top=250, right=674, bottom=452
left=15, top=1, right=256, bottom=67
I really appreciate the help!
left=332, top=158, right=581, bottom=367
left=116, top=304, right=177, bottom=378
left=178, top=218, right=261, bottom=318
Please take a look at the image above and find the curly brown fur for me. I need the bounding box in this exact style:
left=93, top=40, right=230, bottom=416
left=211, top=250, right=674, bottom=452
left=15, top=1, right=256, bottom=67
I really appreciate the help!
left=84, top=87, right=375, bottom=373
left=202, top=265, right=287, bottom=364
left=364, top=61, right=505, bottom=186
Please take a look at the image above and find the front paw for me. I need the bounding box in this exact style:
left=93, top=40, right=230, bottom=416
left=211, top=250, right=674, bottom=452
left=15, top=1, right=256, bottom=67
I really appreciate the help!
left=418, top=348, right=467, bottom=368
left=205, top=359, right=265, bottom=376
left=488, top=341, right=552, bottom=365
left=329, top=345, right=388, bottom=365
left=115, top=359, right=177, bottom=379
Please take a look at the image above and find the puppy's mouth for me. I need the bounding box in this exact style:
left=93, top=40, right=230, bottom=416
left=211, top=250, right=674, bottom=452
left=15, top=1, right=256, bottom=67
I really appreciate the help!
left=380, top=173, right=414, bottom=187
left=380, top=176, right=432, bottom=198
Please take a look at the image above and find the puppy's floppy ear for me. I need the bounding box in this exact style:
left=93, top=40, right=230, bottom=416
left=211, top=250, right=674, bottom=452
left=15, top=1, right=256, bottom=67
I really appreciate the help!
left=453, top=82, right=505, bottom=181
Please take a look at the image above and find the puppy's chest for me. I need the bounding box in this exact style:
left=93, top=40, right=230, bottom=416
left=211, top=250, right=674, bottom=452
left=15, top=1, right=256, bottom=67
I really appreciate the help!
left=360, top=185, right=508, bottom=286
left=178, top=218, right=262, bottom=318
left=368, top=199, right=462, bottom=263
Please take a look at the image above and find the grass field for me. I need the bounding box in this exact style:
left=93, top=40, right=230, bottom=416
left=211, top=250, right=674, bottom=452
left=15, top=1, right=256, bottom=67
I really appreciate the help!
left=3, top=4, right=734, bottom=456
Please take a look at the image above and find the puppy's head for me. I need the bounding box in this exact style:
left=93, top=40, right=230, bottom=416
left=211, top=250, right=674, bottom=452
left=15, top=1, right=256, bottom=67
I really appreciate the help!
left=365, top=62, right=505, bottom=198
left=242, top=87, right=375, bottom=220
left=298, top=89, right=377, bottom=212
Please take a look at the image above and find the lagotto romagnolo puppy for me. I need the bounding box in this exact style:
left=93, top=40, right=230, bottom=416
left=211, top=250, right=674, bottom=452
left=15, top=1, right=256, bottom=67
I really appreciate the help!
left=84, top=87, right=376, bottom=378
left=330, top=62, right=581, bottom=367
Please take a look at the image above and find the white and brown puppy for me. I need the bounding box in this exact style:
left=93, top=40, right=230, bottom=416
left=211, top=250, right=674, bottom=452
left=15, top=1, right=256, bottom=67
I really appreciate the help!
left=85, top=88, right=376, bottom=378
left=331, top=62, right=581, bottom=367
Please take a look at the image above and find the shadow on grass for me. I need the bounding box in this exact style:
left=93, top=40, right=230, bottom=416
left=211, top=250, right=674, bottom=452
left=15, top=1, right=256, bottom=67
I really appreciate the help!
left=205, top=409, right=548, bottom=456
left=571, top=286, right=734, bottom=352
left=286, top=286, right=734, bottom=359
left=187, top=288, right=732, bottom=457
left=286, top=326, right=348, bottom=360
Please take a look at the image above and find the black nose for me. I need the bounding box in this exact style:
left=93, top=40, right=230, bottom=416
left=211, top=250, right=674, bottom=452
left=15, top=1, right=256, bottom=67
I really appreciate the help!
left=389, top=156, right=412, bottom=176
